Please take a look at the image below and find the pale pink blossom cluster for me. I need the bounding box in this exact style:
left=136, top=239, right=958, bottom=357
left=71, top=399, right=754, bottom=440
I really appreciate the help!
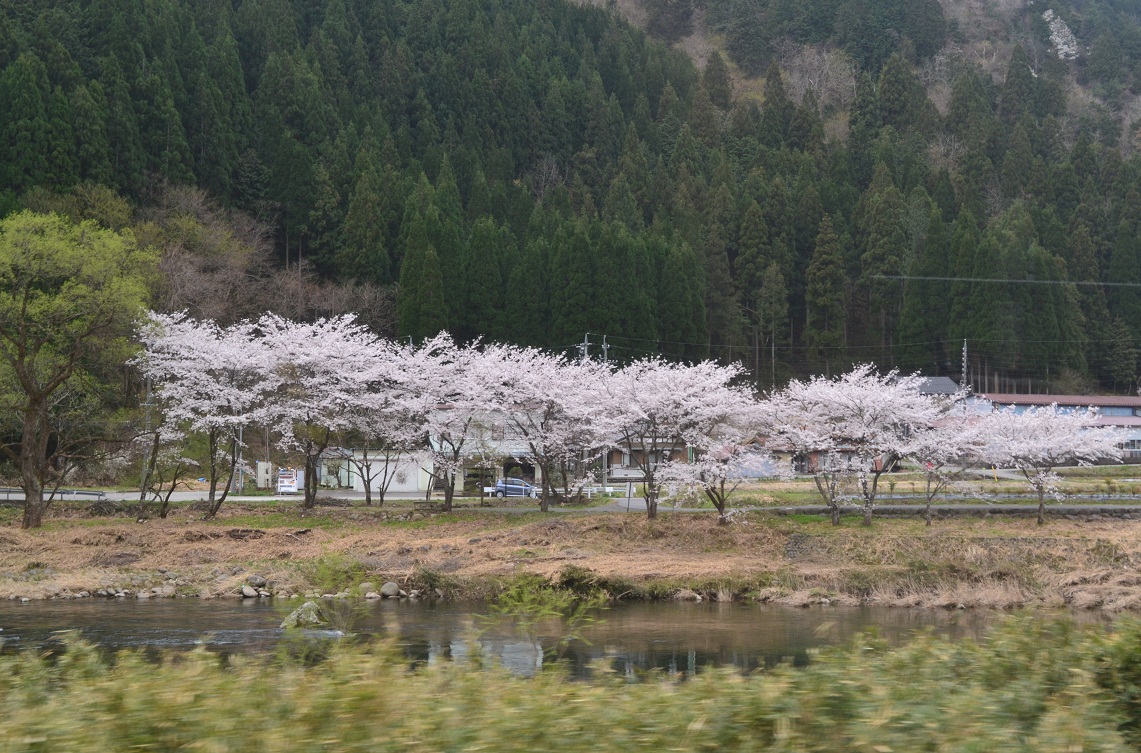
left=135, top=313, right=756, bottom=516
left=136, top=314, right=1124, bottom=523
left=760, top=365, right=1122, bottom=525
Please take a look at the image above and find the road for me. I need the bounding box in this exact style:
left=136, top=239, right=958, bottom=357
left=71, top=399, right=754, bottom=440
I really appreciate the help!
left=3, top=487, right=1140, bottom=518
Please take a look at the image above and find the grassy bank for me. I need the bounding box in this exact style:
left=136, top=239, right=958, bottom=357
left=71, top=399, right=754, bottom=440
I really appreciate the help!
left=2, top=618, right=1140, bottom=752
left=4, top=506, right=1141, bottom=609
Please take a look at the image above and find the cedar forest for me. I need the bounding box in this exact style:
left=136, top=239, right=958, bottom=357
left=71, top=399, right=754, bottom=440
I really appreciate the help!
left=2, top=0, right=1141, bottom=390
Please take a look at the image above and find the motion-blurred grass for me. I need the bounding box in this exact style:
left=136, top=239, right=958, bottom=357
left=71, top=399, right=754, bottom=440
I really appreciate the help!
left=2, top=617, right=1140, bottom=752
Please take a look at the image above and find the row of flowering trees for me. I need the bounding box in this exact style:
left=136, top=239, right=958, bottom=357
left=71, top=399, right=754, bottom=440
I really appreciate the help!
left=760, top=366, right=1124, bottom=526
left=136, top=313, right=1124, bottom=525
left=136, top=312, right=757, bottom=518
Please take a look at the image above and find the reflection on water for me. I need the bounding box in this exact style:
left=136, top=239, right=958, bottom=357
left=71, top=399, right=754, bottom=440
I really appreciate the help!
left=0, top=598, right=1113, bottom=677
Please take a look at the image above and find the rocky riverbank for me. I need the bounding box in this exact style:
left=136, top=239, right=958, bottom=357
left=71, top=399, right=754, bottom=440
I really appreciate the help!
left=4, top=505, right=1141, bottom=610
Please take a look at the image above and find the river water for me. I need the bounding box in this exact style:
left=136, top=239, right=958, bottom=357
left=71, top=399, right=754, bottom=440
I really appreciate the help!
left=0, top=599, right=1109, bottom=677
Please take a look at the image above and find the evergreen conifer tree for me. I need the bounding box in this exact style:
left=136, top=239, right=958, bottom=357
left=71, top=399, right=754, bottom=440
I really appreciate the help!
left=806, top=215, right=848, bottom=374
left=338, top=149, right=397, bottom=283
left=758, top=62, right=793, bottom=149
left=896, top=208, right=950, bottom=372
left=1107, top=317, right=1137, bottom=392
left=703, top=50, right=733, bottom=110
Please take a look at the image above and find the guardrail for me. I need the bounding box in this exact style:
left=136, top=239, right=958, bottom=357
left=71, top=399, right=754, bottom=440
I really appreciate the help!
left=0, top=487, right=107, bottom=501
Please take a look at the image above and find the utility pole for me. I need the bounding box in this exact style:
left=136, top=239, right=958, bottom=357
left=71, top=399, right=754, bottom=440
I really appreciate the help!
left=602, top=335, right=609, bottom=364
left=960, top=339, right=968, bottom=390
left=138, top=377, right=154, bottom=506
left=581, top=333, right=590, bottom=361
left=235, top=425, right=244, bottom=494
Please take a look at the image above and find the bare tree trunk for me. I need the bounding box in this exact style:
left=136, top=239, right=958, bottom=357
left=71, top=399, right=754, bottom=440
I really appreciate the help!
left=441, top=470, right=454, bottom=512
left=813, top=473, right=842, bottom=526
left=360, top=453, right=373, bottom=507
left=375, top=449, right=400, bottom=507
left=1037, top=488, right=1046, bottom=525
left=20, top=407, right=51, bottom=529
left=206, top=441, right=238, bottom=519
left=303, top=452, right=319, bottom=509
left=160, top=485, right=176, bottom=519
left=139, top=431, right=161, bottom=519
left=539, top=461, right=552, bottom=513
left=701, top=478, right=730, bottom=524
left=21, top=483, right=44, bottom=529
left=925, top=488, right=933, bottom=526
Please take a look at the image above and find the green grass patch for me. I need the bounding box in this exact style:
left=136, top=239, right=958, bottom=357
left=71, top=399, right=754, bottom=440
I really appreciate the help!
left=216, top=511, right=349, bottom=530
left=299, top=553, right=369, bottom=594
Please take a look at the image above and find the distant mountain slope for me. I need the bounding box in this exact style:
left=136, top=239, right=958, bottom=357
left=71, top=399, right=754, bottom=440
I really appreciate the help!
left=3, top=0, right=1141, bottom=393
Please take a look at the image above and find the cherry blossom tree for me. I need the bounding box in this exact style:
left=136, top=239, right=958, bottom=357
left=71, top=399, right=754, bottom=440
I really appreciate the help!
left=136, top=313, right=276, bottom=518
left=757, top=389, right=849, bottom=524
left=396, top=334, right=495, bottom=512
left=979, top=405, right=1123, bottom=524
left=763, top=365, right=943, bottom=525
left=603, top=359, right=754, bottom=519
left=476, top=344, right=611, bottom=511
left=659, top=443, right=785, bottom=523
left=136, top=424, right=198, bottom=519
left=258, top=313, right=385, bottom=509
left=905, top=416, right=984, bottom=526
left=484, top=345, right=611, bottom=511
left=341, top=340, right=427, bottom=507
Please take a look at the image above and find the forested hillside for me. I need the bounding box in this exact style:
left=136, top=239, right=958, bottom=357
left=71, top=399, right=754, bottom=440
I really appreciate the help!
left=3, top=0, right=1141, bottom=391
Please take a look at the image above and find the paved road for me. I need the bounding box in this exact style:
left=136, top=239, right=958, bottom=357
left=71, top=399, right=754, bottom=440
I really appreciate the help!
left=4, top=487, right=1140, bottom=518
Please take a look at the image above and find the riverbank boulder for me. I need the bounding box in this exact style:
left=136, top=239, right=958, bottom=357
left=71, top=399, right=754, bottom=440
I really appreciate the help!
left=280, top=601, right=326, bottom=629
left=380, top=581, right=400, bottom=598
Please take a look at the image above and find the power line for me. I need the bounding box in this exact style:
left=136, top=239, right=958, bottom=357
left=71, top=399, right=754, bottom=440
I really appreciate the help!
left=601, top=333, right=1124, bottom=355
left=876, top=274, right=1141, bottom=288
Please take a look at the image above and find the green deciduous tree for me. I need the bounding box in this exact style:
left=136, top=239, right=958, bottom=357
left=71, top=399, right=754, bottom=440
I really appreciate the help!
left=0, top=212, right=156, bottom=528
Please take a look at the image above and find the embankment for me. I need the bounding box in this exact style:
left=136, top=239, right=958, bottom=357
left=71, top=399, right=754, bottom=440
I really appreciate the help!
left=3, top=507, right=1141, bottom=609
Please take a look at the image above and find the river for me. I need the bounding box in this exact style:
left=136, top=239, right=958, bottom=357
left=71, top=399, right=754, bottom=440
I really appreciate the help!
left=3, top=598, right=1110, bottom=676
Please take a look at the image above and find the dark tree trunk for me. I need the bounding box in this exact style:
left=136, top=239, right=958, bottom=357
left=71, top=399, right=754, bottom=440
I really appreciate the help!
left=441, top=476, right=454, bottom=512
left=303, top=452, right=319, bottom=509
left=21, top=486, right=44, bottom=529
left=20, top=407, right=51, bottom=529
left=205, top=430, right=237, bottom=519
left=362, top=455, right=373, bottom=507
left=539, top=461, right=553, bottom=513
left=138, top=431, right=161, bottom=519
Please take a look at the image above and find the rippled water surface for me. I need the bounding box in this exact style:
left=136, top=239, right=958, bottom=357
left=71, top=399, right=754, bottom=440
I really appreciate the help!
left=0, top=599, right=1108, bottom=676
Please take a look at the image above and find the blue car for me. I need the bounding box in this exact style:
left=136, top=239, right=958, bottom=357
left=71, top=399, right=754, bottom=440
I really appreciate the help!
left=493, top=478, right=538, bottom=498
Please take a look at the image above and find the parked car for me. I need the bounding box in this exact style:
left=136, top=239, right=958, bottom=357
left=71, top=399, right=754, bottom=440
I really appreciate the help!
left=492, top=478, right=538, bottom=498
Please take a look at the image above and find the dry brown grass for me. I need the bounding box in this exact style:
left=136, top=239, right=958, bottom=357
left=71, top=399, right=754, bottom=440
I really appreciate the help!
left=4, top=508, right=1141, bottom=610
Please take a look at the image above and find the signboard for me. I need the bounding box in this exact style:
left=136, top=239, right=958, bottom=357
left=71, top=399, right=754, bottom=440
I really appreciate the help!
left=276, top=468, right=298, bottom=494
